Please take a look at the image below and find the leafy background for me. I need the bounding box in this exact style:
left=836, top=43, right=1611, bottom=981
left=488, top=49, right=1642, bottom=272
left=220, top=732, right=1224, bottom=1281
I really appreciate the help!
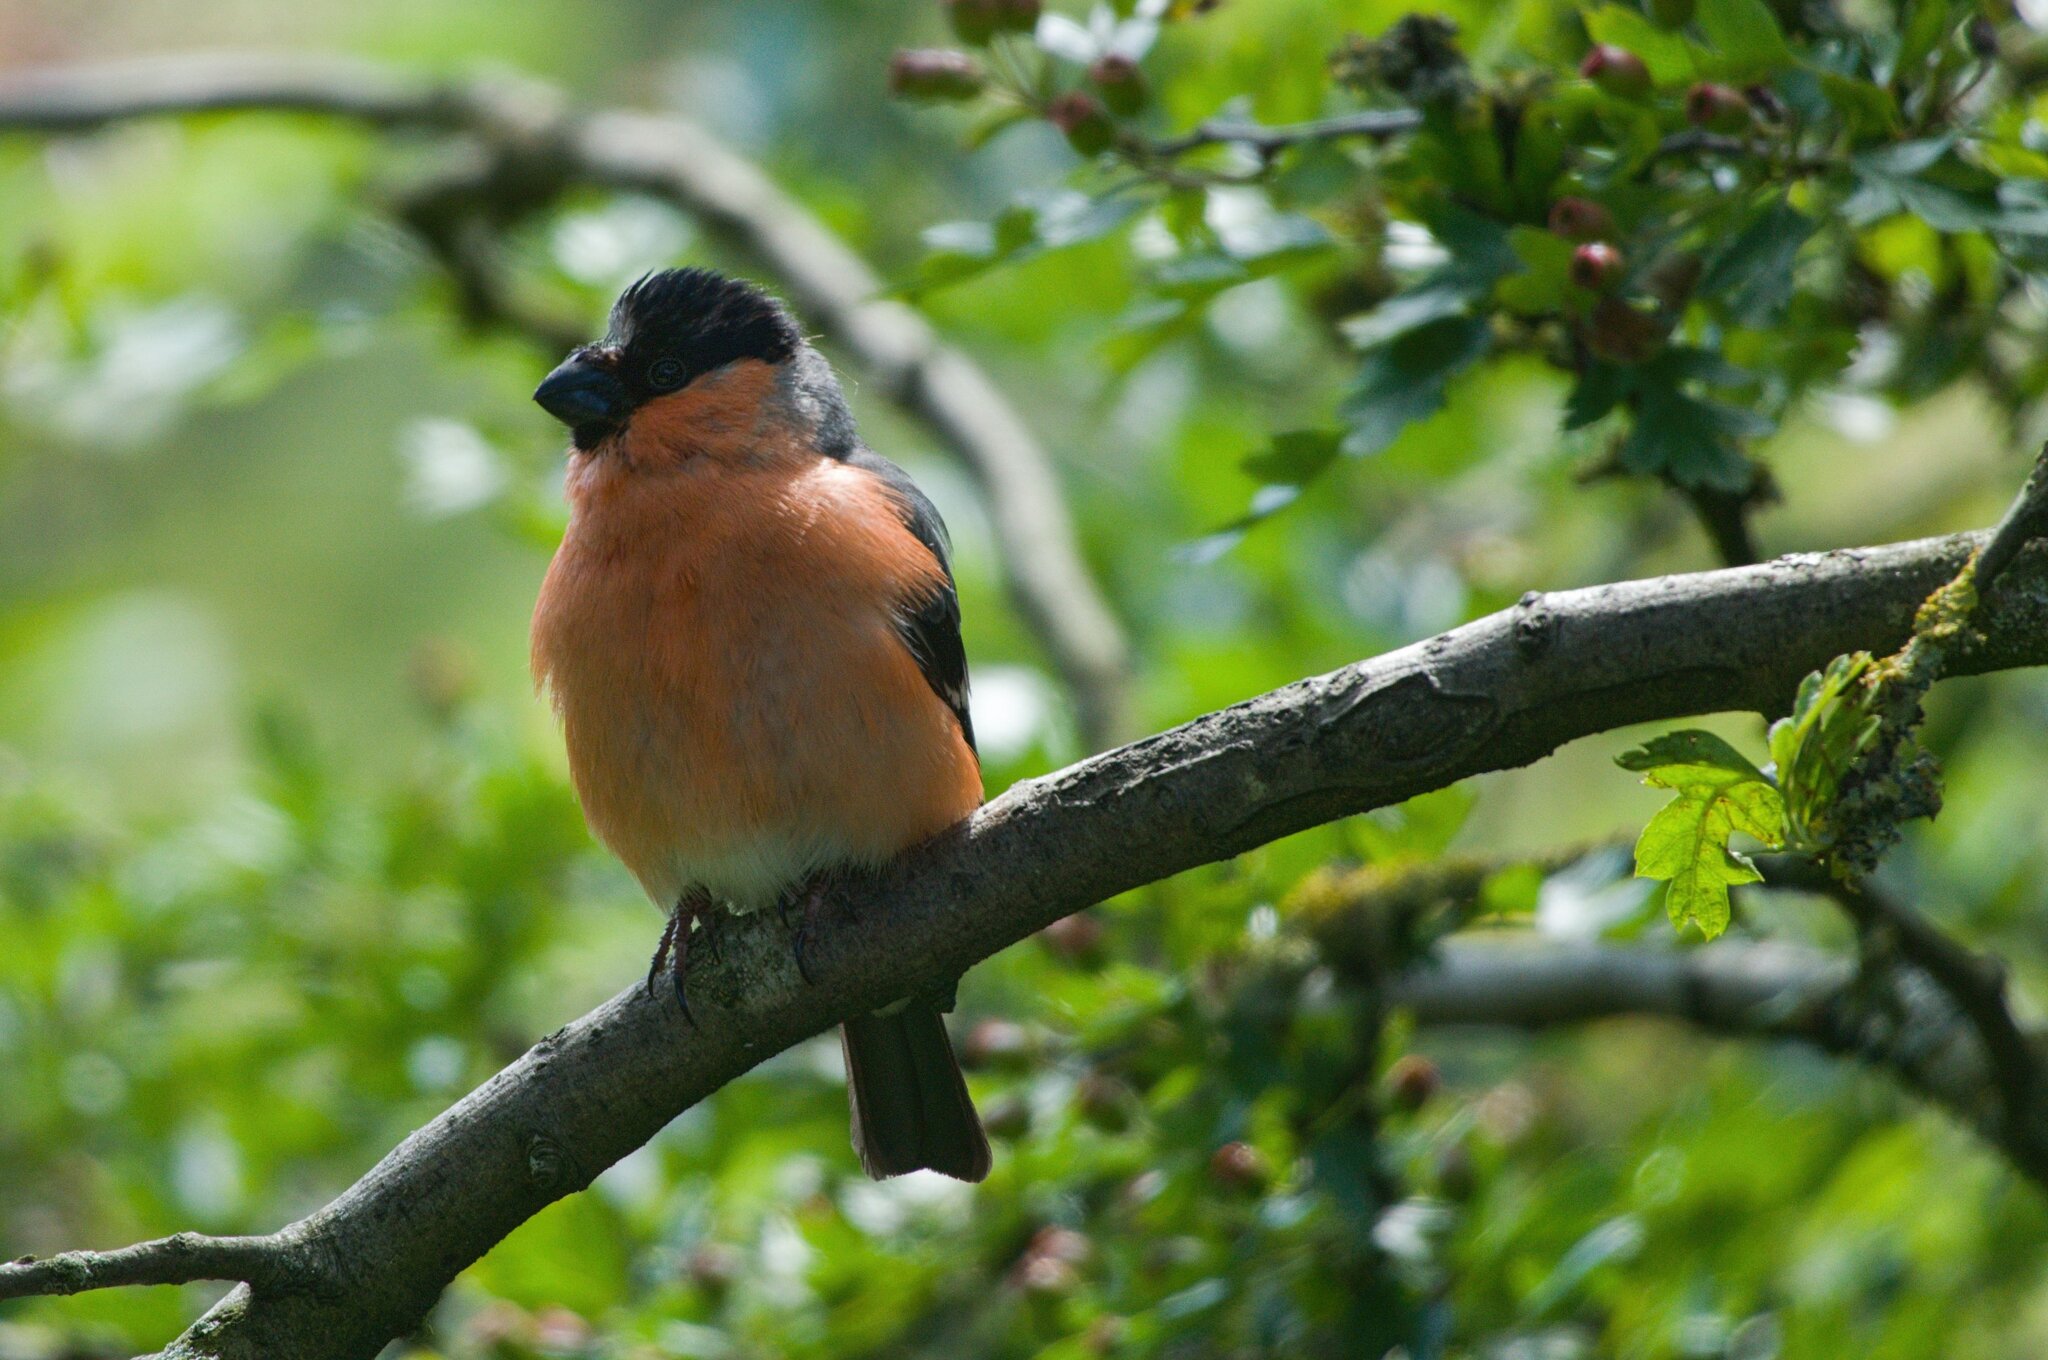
left=4, top=0, right=2048, bottom=1357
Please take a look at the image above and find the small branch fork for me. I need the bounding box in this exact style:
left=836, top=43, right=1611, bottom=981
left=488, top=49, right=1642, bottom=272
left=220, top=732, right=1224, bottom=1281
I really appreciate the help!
left=0, top=54, right=1135, bottom=748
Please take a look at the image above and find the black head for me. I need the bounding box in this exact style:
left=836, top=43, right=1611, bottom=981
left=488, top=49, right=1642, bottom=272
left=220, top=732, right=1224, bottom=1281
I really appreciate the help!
left=533, top=269, right=802, bottom=448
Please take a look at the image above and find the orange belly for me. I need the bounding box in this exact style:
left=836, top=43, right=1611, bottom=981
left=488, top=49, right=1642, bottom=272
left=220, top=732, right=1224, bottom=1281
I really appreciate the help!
left=532, top=449, right=982, bottom=912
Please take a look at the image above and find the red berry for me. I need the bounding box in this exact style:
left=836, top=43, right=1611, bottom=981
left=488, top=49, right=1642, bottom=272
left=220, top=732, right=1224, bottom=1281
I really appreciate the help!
left=982, top=1095, right=1032, bottom=1139
left=1570, top=241, right=1626, bottom=291
left=961, top=1017, right=1033, bottom=1071
left=1085, top=1316, right=1128, bottom=1355
left=1386, top=1054, right=1442, bottom=1111
left=1087, top=54, right=1148, bottom=115
left=889, top=49, right=987, bottom=101
left=531, top=1308, right=592, bottom=1351
left=1580, top=44, right=1651, bottom=98
left=1038, top=911, right=1106, bottom=966
left=1048, top=91, right=1116, bottom=155
left=1013, top=1224, right=1090, bottom=1295
left=1207, top=1140, right=1268, bottom=1192
left=1547, top=196, right=1615, bottom=242
left=687, top=1243, right=741, bottom=1295
left=1016, top=1253, right=1078, bottom=1295
left=1075, top=1071, right=1134, bottom=1131
left=1685, top=82, right=1751, bottom=133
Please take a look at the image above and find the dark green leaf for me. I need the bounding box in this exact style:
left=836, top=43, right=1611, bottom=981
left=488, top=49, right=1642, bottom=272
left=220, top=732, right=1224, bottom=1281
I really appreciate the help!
left=1695, top=0, right=1794, bottom=78
left=1495, top=226, right=1576, bottom=315
left=1619, top=385, right=1760, bottom=490
left=1816, top=71, right=1900, bottom=136
left=1339, top=315, right=1492, bottom=457
left=1563, top=361, right=1634, bottom=430
left=1341, top=282, right=1473, bottom=349
left=1617, top=729, right=1768, bottom=777
left=1700, top=200, right=1814, bottom=324
left=1242, top=429, right=1344, bottom=483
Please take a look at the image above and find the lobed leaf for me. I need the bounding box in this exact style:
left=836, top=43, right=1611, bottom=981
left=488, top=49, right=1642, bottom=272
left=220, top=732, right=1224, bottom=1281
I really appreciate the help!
left=1619, top=729, right=1787, bottom=939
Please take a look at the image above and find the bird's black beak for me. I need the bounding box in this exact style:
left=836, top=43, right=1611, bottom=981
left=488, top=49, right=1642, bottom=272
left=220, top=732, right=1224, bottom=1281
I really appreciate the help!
left=534, top=353, right=631, bottom=446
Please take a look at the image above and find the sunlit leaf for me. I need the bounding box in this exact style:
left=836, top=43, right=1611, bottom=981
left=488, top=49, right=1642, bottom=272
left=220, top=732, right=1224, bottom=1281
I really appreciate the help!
left=1618, top=730, right=1787, bottom=938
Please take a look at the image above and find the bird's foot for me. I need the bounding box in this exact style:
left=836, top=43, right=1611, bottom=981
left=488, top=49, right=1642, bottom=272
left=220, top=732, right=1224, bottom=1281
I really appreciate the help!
left=647, top=891, right=716, bottom=1026
left=783, top=873, right=837, bottom=987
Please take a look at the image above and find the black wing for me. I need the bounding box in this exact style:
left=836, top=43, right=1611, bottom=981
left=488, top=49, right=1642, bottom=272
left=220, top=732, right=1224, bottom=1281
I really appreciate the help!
left=846, top=447, right=975, bottom=754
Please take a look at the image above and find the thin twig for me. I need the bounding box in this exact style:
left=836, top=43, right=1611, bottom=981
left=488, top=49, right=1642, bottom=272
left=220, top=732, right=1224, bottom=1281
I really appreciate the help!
left=1394, top=938, right=2013, bottom=1147
left=0, top=1233, right=304, bottom=1301
left=1682, top=484, right=1764, bottom=568
left=1755, top=851, right=2044, bottom=1149
left=1968, top=439, right=2048, bottom=594
left=1148, top=107, right=1422, bottom=158
left=1635, top=127, right=1836, bottom=179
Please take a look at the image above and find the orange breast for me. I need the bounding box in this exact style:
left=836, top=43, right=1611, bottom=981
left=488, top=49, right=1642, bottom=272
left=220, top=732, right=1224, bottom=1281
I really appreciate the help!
left=530, top=415, right=981, bottom=913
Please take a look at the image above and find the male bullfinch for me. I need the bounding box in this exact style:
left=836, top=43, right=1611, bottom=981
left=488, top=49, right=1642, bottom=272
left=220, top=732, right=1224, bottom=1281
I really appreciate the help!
left=529, top=269, right=990, bottom=1182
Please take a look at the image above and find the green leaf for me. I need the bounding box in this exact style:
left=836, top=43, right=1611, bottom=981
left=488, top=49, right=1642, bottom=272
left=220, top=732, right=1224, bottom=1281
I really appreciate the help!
left=1242, top=429, right=1344, bottom=483
left=1839, top=138, right=2048, bottom=238
left=902, top=190, right=1141, bottom=295
left=1616, top=729, right=1768, bottom=778
left=1563, top=361, right=1634, bottom=430
left=1619, top=385, right=1761, bottom=491
left=1619, top=729, right=1787, bottom=939
left=1767, top=651, right=1880, bottom=847
left=1341, top=282, right=1472, bottom=349
left=1423, top=202, right=1522, bottom=290
left=1695, top=0, right=1794, bottom=79
left=1181, top=432, right=1348, bottom=563
left=1817, top=71, right=1900, bottom=137
left=1700, top=199, right=1815, bottom=324
left=1338, top=314, right=1492, bottom=457
left=963, top=103, right=1037, bottom=150
left=1495, top=226, right=1577, bottom=315
left=1217, top=210, right=1333, bottom=263
left=1896, top=0, right=1950, bottom=72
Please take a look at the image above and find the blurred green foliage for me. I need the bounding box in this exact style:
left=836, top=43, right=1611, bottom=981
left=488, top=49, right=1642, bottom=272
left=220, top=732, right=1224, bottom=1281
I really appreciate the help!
left=6, top=0, right=2048, bottom=1357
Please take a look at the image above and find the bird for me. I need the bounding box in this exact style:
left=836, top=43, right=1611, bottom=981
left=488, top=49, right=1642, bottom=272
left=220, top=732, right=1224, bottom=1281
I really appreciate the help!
left=528, top=267, right=991, bottom=1183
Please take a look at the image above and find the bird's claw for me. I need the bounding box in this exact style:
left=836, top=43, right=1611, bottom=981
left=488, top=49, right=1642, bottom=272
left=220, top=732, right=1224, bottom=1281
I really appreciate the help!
left=645, top=914, right=679, bottom=999
left=648, top=894, right=712, bottom=1028
left=786, top=876, right=830, bottom=986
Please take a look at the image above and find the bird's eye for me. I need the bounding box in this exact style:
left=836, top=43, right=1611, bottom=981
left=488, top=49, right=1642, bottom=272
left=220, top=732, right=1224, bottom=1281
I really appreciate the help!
left=648, top=357, right=687, bottom=391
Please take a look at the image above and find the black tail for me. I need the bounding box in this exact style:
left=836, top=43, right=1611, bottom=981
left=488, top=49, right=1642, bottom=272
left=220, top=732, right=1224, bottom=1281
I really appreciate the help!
left=841, top=1003, right=991, bottom=1182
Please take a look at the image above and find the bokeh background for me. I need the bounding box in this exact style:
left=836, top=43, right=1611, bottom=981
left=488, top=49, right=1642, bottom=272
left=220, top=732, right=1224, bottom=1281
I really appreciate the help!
left=3, top=1, right=2048, bottom=1357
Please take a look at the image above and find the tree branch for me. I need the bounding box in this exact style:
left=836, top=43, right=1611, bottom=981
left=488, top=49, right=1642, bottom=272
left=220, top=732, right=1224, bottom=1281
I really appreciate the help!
left=0, top=54, right=1135, bottom=746
left=0, top=1235, right=309, bottom=1302
left=1393, top=938, right=2007, bottom=1137
left=1, top=528, right=2044, bottom=1356
left=1312, top=846, right=2046, bottom=1180
left=1754, top=853, right=2047, bottom=1172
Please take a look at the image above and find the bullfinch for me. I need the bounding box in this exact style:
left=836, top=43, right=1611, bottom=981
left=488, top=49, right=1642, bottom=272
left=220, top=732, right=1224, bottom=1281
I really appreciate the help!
left=530, top=268, right=991, bottom=1182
